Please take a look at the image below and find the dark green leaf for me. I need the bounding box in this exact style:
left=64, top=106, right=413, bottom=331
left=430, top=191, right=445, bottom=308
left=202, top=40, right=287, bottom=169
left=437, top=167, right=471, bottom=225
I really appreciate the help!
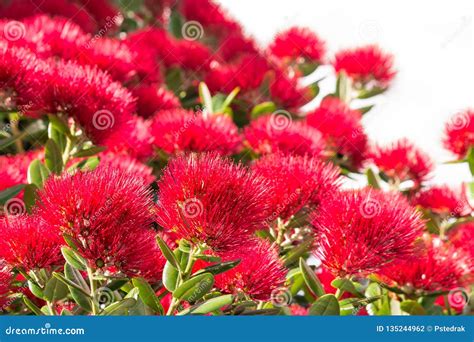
left=331, top=278, right=362, bottom=297
left=61, top=246, right=87, bottom=270
left=132, top=277, right=163, bottom=314
left=72, top=146, right=105, bottom=158
left=47, top=115, right=70, bottom=136
left=250, top=102, right=277, bottom=119
left=194, top=260, right=240, bottom=276
left=168, top=10, right=183, bottom=38
left=298, top=62, right=318, bottom=76
left=28, top=280, right=44, bottom=299
left=63, top=264, right=92, bottom=312
left=173, top=273, right=214, bottom=302
left=27, top=159, right=50, bottom=188
left=165, top=68, right=183, bottom=94
left=45, top=139, right=63, bottom=174
left=366, top=168, right=381, bottom=189
left=309, top=294, right=340, bottom=315
left=357, top=87, right=387, bottom=99
left=357, top=105, right=375, bottom=115
left=23, top=296, right=44, bottom=315
left=0, top=184, right=25, bottom=205
left=400, top=300, right=426, bottom=315
left=156, top=235, right=180, bottom=270
left=186, top=295, right=233, bottom=315
left=23, top=184, right=38, bottom=213
left=101, top=298, right=136, bottom=315
left=43, top=277, right=69, bottom=301
left=299, top=258, right=325, bottom=297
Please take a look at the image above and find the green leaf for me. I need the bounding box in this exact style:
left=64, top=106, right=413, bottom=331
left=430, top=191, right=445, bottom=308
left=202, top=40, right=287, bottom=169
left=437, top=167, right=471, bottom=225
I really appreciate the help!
left=335, top=71, right=352, bottom=103
left=357, top=105, right=375, bottom=115
left=357, top=86, right=387, bottom=99
left=132, top=278, right=163, bottom=315
left=23, top=184, right=38, bottom=213
left=63, top=264, right=92, bottom=312
left=0, top=184, right=25, bottom=205
left=27, top=159, right=50, bottom=188
left=45, top=139, right=63, bottom=174
left=198, top=82, right=213, bottom=114
left=194, top=254, right=221, bottom=263
left=400, top=300, right=426, bottom=315
left=28, top=280, right=44, bottom=299
left=467, top=147, right=474, bottom=176
left=173, top=273, right=214, bottom=302
left=298, top=61, right=319, bottom=76
left=168, top=9, right=183, bottom=38
left=156, top=235, right=180, bottom=271
left=282, top=238, right=313, bottom=267
left=219, top=87, right=240, bottom=112
left=186, top=294, right=233, bottom=315
left=366, top=168, right=381, bottom=189
left=163, top=261, right=180, bottom=292
left=309, top=294, right=340, bottom=315
left=365, top=283, right=391, bottom=315
left=72, top=146, right=105, bottom=158
left=47, top=114, right=70, bottom=136
left=251, top=102, right=277, bottom=119
left=23, top=296, right=44, bottom=315
left=165, top=68, right=183, bottom=94
left=61, top=246, right=87, bottom=270
left=299, top=258, right=325, bottom=297
left=101, top=298, right=137, bottom=315
left=43, top=276, right=69, bottom=301
left=194, top=260, right=240, bottom=276
left=330, top=278, right=362, bottom=297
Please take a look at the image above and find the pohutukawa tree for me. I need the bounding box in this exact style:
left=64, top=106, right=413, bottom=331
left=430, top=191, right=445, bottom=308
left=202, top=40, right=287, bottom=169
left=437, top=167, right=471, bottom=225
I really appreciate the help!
left=0, top=0, right=472, bottom=316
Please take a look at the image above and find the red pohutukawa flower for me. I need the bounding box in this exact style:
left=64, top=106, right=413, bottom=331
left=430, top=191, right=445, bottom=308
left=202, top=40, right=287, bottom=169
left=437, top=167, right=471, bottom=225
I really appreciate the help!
left=0, top=150, right=43, bottom=193
left=380, top=237, right=473, bottom=293
left=36, top=168, right=164, bottom=280
left=413, top=185, right=472, bottom=217
left=369, top=138, right=434, bottom=186
left=311, top=188, right=424, bottom=277
left=0, top=215, right=63, bottom=271
left=333, top=45, right=396, bottom=87
left=306, top=97, right=368, bottom=169
left=155, top=153, right=271, bottom=251
left=0, top=264, right=10, bottom=309
left=251, top=153, right=341, bottom=221
left=151, top=109, right=242, bottom=156
left=269, top=27, right=326, bottom=63
left=244, top=114, right=324, bottom=157
left=132, top=84, right=180, bottom=119
left=449, top=223, right=474, bottom=259
left=98, top=152, right=155, bottom=184
left=215, top=239, right=286, bottom=300
left=270, top=70, right=315, bottom=110
left=443, top=108, right=474, bottom=158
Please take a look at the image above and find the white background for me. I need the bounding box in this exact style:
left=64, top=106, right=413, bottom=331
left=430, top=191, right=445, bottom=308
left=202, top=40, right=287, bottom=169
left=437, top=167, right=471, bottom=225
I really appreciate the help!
left=218, top=0, right=473, bottom=185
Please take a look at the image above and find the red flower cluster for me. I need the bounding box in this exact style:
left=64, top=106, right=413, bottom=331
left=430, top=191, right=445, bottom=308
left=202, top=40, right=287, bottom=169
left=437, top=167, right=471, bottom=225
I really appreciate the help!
left=413, top=185, right=472, bottom=217
left=311, top=188, right=424, bottom=277
left=269, top=27, right=326, bottom=63
left=443, top=109, right=474, bottom=158
left=369, top=138, right=434, bottom=187
left=156, top=153, right=271, bottom=252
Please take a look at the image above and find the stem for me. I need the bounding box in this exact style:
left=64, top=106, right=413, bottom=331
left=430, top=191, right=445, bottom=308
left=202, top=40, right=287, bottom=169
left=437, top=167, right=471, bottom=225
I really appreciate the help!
left=166, top=246, right=196, bottom=315
left=87, top=266, right=98, bottom=315
left=444, top=294, right=452, bottom=315
left=47, top=301, right=55, bottom=315
left=275, top=218, right=287, bottom=246
left=10, top=115, right=24, bottom=153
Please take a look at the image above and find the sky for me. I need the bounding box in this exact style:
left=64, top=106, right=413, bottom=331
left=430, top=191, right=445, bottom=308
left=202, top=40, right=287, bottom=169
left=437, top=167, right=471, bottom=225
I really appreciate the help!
left=217, top=0, right=474, bottom=185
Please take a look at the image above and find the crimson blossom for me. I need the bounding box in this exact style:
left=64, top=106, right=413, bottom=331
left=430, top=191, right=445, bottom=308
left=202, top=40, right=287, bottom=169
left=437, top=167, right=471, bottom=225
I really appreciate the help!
left=251, top=153, right=341, bottom=222
left=369, top=138, right=434, bottom=187
left=269, top=27, right=326, bottom=64
left=381, top=237, right=473, bottom=293
left=333, top=45, right=396, bottom=87
left=244, top=114, right=324, bottom=157
left=155, top=153, right=271, bottom=252
left=306, top=96, right=368, bottom=169
left=215, top=239, right=286, bottom=300
left=151, top=109, right=242, bottom=156
left=443, top=108, right=474, bottom=158
left=413, top=185, right=472, bottom=218
left=36, top=167, right=165, bottom=280
left=0, top=214, right=63, bottom=271
left=311, top=188, right=424, bottom=277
